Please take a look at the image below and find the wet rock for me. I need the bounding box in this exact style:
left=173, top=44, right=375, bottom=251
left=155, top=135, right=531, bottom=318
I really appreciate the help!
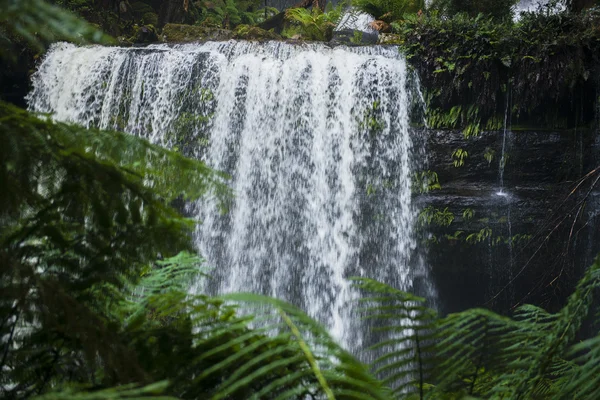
left=161, top=23, right=234, bottom=42
left=418, top=129, right=600, bottom=315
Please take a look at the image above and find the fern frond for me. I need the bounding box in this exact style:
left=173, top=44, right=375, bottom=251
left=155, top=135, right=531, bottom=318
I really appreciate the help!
left=0, top=101, right=229, bottom=395
left=351, top=277, right=437, bottom=398
left=564, top=335, right=600, bottom=399
left=217, top=292, right=394, bottom=399
left=508, top=257, right=600, bottom=398
left=351, top=0, right=424, bottom=22
left=0, top=0, right=113, bottom=54
left=32, top=382, right=175, bottom=400
left=284, top=5, right=343, bottom=41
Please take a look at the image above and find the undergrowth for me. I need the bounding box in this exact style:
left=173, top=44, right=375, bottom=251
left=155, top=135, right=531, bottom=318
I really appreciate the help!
left=398, top=9, right=600, bottom=136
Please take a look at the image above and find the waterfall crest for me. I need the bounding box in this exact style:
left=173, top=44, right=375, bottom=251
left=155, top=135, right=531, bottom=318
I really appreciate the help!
left=28, top=40, right=425, bottom=350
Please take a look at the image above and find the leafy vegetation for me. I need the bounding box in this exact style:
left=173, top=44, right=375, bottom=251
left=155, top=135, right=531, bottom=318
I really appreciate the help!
left=418, top=206, right=455, bottom=227
left=451, top=148, right=468, bottom=167
left=429, top=0, right=518, bottom=20
left=398, top=8, right=600, bottom=135
left=352, top=0, right=425, bottom=23
left=352, top=257, right=600, bottom=398
left=282, top=3, right=344, bottom=41
left=412, top=170, right=441, bottom=194
left=195, top=0, right=267, bottom=29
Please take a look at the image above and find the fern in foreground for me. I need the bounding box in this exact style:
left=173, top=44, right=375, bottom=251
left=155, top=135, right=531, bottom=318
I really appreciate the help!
left=349, top=256, right=600, bottom=400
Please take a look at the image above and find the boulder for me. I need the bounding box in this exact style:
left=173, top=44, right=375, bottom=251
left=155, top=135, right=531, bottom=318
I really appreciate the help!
left=132, top=24, right=159, bottom=43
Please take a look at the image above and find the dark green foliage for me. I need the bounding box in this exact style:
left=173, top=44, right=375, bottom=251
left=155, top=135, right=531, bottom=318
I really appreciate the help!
left=351, top=0, right=425, bottom=23
left=398, top=12, right=510, bottom=136
left=0, top=0, right=113, bottom=55
left=354, top=257, right=600, bottom=399
left=0, top=101, right=230, bottom=396
left=567, top=0, right=600, bottom=12
left=352, top=278, right=437, bottom=397
left=215, top=293, right=393, bottom=399
left=429, top=0, right=518, bottom=21
left=195, top=0, right=266, bottom=29
left=412, top=170, right=441, bottom=194
left=399, top=9, right=600, bottom=135
left=511, top=10, right=600, bottom=126
left=282, top=4, right=343, bottom=41
left=429, top=257, right=600, bottom=398
left=32, top=382, right=176, bottom=399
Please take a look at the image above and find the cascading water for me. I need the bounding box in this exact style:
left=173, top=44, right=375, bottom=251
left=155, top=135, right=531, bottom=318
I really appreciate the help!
left=496, top=88, right=515, bottom=304
left=27, top=40, right=427, bottom=353
left=515, top=0, right=563, bottom=14
left=498, top=88, right=511, bottom=196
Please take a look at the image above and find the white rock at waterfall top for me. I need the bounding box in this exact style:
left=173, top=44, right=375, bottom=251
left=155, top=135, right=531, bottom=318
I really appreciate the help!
left=335, top=7, right=377, bottom=34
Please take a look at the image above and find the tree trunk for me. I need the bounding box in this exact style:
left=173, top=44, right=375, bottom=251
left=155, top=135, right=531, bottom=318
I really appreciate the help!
left=158, top=0, right=188, bottom=27
left=570, top=0, right=596, bottom=12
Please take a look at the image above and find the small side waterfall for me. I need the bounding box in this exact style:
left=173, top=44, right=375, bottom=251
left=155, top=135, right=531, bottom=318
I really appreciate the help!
left=496, top=88, right=515, bottom=305
left=28, top=40, right=427, bottom=351
left=498, top=95, right=510, bottom=195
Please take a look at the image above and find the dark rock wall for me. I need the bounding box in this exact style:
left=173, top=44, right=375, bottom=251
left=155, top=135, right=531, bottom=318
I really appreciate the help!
left=265, top=0, right=340, bottom=11
left=418, top=128, right=600, bottom=316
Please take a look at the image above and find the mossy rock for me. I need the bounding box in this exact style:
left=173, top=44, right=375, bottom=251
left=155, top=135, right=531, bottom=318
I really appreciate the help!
left=330, top=29, right=378, bottom=46
left=162, top=23, right=234, bottom=42
left=142, top=12, right=159, bottom=26
left=378, top=33, right=402, bottom=45
left=233, top=25, right=282, bottom=41
left=131, top=24, right=159, bottom=44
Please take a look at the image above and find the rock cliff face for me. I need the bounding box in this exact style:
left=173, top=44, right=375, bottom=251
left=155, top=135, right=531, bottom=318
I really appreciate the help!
left=418, top=128, right=600, bottom=315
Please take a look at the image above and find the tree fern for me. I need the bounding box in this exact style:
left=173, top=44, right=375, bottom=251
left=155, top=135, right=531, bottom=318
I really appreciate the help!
left=0, top=101, right=229, bottom=396
left=0, top=0, right=113, bottom=55
left=32, top=382, right=176, bottom=400
left=351, top=277, right=437, bottom=398
left=512, top=256, right=600, bottom=399
left=422, top=257, right=600, bottom=399
left=284, top=5, right=343, bottom=41
left=216, top=293, right=394, bottom=399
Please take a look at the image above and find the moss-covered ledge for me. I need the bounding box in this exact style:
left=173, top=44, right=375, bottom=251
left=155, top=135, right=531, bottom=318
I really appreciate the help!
left=161, top=24, right=234, bottom=42
left=398, top=10, right=600, bottom=136
left=160, top=23, right=283, bottom=43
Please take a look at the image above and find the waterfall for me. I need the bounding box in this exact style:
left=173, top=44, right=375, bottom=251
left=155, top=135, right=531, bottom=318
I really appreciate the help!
left=514, top=0, right=564, bottom=17
left=27, top=40, right=425, bottom=352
